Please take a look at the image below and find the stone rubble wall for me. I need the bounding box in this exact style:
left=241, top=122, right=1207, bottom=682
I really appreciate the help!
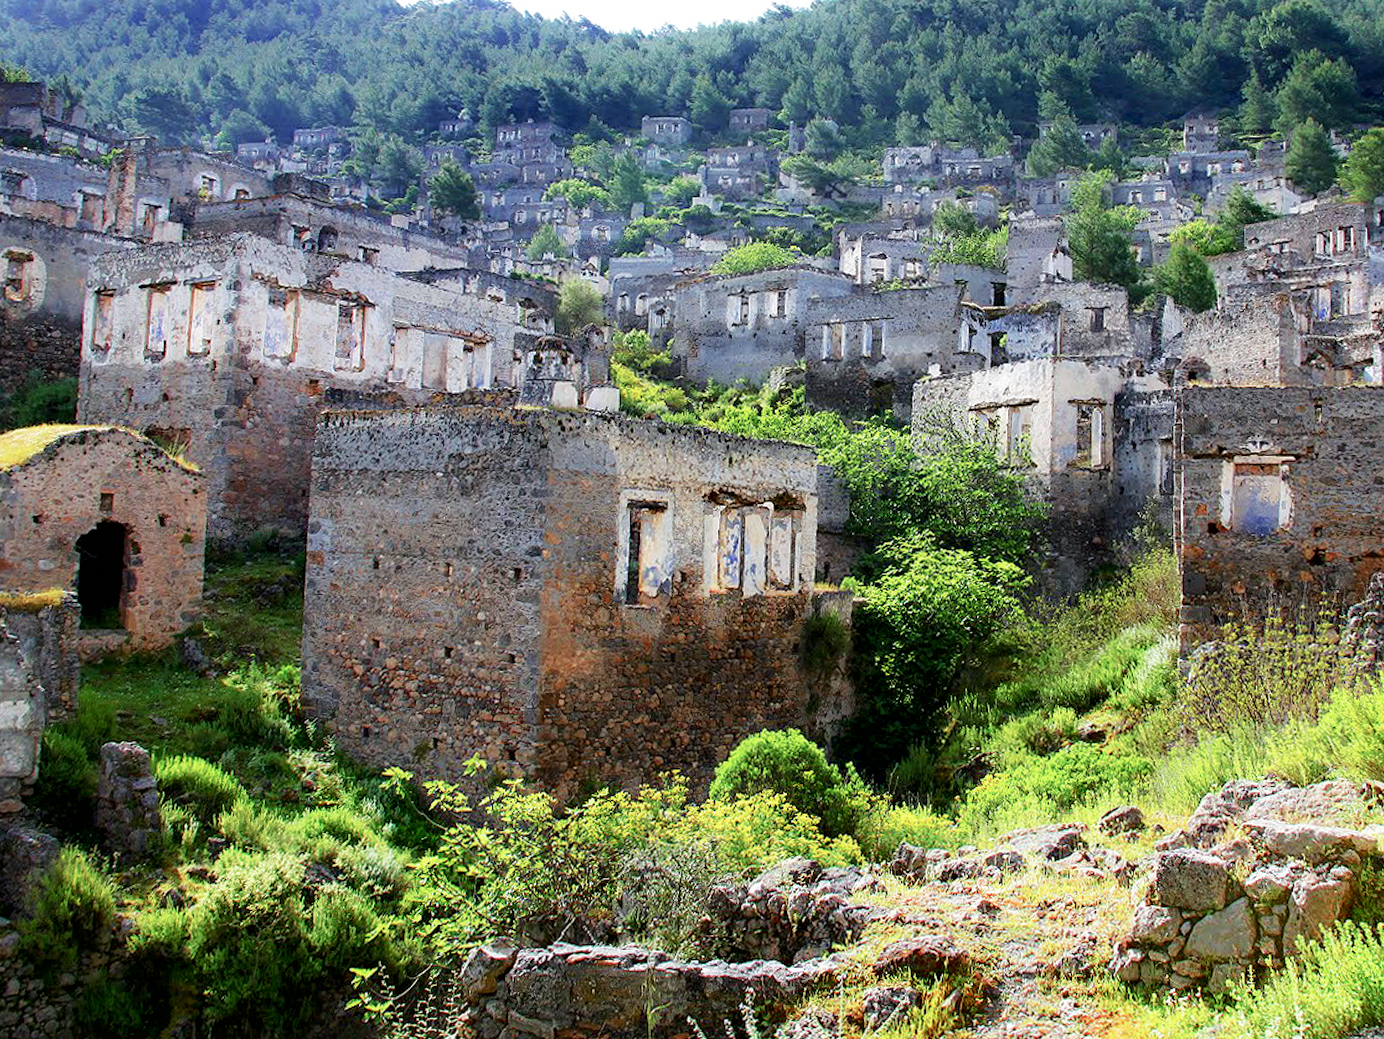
left=1113, top=779, right=1383, bottom=993
left=94, top=742, right=161, bottom=862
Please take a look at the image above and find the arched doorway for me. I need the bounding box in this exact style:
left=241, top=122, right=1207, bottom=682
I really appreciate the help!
left=75, top=521, right=127, bottom=629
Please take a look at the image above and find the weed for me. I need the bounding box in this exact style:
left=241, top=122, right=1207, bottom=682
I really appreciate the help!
left=17, top=847, right=117, bottom=975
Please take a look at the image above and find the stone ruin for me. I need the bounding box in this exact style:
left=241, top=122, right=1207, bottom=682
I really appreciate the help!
left=94, top=742, right=162, bottom=862
left=453, top=857, right=969, bottom=1039
left=1113, top=778, right=1383, bottom=993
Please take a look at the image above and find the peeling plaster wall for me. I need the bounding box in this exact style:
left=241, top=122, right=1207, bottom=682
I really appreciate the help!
left=302, top=406, right=828, bottom=800
left=1176, top=385, right=1384, bottom=648
left=804, top=283, right=962, bottom=420
left=0, top=214, right=133, bottom=394
left=669, top=268, right=854, bottom=385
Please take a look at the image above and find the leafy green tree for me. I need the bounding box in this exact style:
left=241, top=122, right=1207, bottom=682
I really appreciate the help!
left=1239, top=71, right=1275, bottom=138
left=544, top=178, right=611, bottom=210
left=217, top=108, right=270, bottom=147
left=708, top=242, right=800, bottom=276
left=1273, top=51, right=1358, bottom=133
left=709, top=730, right=869, bottom=839
left=1027, top=115, right=1089, bottom=177
left=1065, top=173, right=1142, bottom=290
left=376, top=136, right=424, bottom=199
left=428, top=160, right=479, bottom=221
left=1284, top=118, right=1338, bottom=196
left=614, top=217, right=672, bottom=256
left=1154, top=243, right=1218, bottom=312
left=1221, top=185, right=1277, bottom=229
left=607, top=153, right=648, bottom=212
left=1170, top=219, right=1239, bottom=257
left=555, top=278, right=604, bottom=334
left=1339, top=128, right=1384, bottom=202
left=660, top=175, right=702, bottom=209
left=689, top=74, right=731, bottom=133
left=932, top=200, right=977, bottom=237
left=129, top=85, right=197, bottom=143
left=781, top=152, right=872, bottom=199
left=1089, top=136, right=1128, bottom=180
left=525, top=223, right=567, bottom=261
left=895, top=111, right=924, bottom=147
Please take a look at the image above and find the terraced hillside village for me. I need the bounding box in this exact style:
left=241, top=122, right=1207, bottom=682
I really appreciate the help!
left=0, top=0, right=1383, bottom=1035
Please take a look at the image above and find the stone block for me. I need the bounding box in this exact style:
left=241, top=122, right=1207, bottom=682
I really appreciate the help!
left=1149, top=849, right=1233, bottom=911
left=1185, top=897, right=1255, bottom=962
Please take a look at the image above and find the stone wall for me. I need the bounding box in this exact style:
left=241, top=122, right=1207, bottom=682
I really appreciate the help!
left=0, top=628, right=41, bottom=815
left=1174, top=295, right=1307, bottom=386
left=77, top=234, right=535, bottom=543
left=1176, top=385, right=1384, bottom=646
left=1114, top=779, right=1381, bottom=993
left=804, top=284, right=961, bottom=420
left=303, top=406, right=833, bottom=800
left=0, top=600, right=78, bottom=728
left=0, top=215, right=132, bottom=396
left=0, top=427, right=206, bottom=655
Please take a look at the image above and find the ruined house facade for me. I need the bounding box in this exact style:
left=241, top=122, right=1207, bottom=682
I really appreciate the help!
left=669, top=267, right=854, bottom=384
left=1176, top=385, right=1384, bottom=648
left=302, top=406, right=829, bottom=798
left=0, top=425, right=205, bottom=656
left=76, top=234, right=547, bottom=542
left=804, top=283, right=963, bottom=420
left=0, top=214, right=134, bottom=394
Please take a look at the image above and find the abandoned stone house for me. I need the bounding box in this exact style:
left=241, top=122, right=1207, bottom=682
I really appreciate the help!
left=0, top=146, right=110, bottom=229
left=836, top=225, right=932, bottom=286
left=669, top=266, right=854, bottom=384
left=0, top=80, right=109, bottom=160
left=185, top=189, right=477, bottom=273
left=729, top=109, right=773, bottom=135
left=301, top=405, right=833, bottom=798
left=102, top=139, right=273, bottom=241
left=0, top=214, right=134, bottom=395
left=641, top=117, right=692, bottom=148
left=804, top=283, right=963, bottom=419
left=75, top=233, right=558, bottom=542
left=1210, top=201, right=1383, bottom=324
left=0, top=424, right=206, bottom=656
left=1175, top=385, right=1384, bottom=649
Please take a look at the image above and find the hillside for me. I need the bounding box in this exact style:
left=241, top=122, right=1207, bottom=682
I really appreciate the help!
left=2, top=0, right=1381, bottom=149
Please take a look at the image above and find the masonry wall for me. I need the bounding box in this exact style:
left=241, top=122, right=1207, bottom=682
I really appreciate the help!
left=0, top=429, right=205, bottom=654
left=670, top=268, right=854, bottom=385
left=804, top=284, right=961, bottom=420
left=77, top=234, right=530, bottom=542
left=1177, top=386, right=1384, bottom=647
left=0, top=215, right=132, bottom=395
left=302, top=407, right=826, bottom=799
left=1176, top=295, right=1305, bottom=386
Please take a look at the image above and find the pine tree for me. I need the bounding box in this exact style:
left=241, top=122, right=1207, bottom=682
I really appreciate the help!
left=1285, top=118, right=1339, bottom=196
left=1155, top=243, right=1217, bottom=312
left=428, top=161, right=479, bottom=221
left=1065, top=173, right=1142, bottom=290
left=1339, top=127, right=1384, bottom=202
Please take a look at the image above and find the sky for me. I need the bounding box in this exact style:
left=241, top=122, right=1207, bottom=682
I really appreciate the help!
left=403, top=0, right=816, bottom=34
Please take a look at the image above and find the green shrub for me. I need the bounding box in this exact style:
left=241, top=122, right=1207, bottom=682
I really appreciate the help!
left=18, top=847, right=117, bottom=974
left=801, top=610, right=850, bottom=679
left=308, top=885, right=399, bottom=971
left=185, top=850, right=319, bottom=1030
left=72, top=978, right=157, bottom=1039
left=0, top=373, right=77, bottom=430
left=959, top=742, right=1151, bottom=834
left=128, top=904, right=190, bottom=959
left=31, top=729, right=97, bottom=831
left=709, top=729, right=870, bottom=838
left=678, top=791, right=862, bottom=870
left=856, top=804, right=961, bottom=861
left=1220, top=920, right=1384, bottom=1038
left=216, top=798, right=291, bottom=849
left=155, top=754, right=246, bottom=824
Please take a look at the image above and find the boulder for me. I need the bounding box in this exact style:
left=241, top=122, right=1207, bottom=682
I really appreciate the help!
left=1283, top=876, right=1354, bottom=956
left=1245, top=820, right=1378, bottom=864
left=861, top=986, right=921, bottom=1031
left=1184, top=897, right=1255, bottom=962
left=1183, top=779, right=1291, bottom=848
left=1129, top=905, right=1182, bottom=944
left=461, top=941, right=518, bottom=1000
left=1243, top=865, right=1294, bottom=905
left=997, top=823, right=1086, bottom=862
left=1149, top=849, right=1234, bottom=911
left=871, top=936, right=969, bottom=979
left=1098, top=805, right=1146, bottom=837
left=1244, top=780, right=1384, bottom=827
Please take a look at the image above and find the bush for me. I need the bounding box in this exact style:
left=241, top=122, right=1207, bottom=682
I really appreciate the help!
left=709, top=729, right=870, bottom=839
left=800, top=610, right=850, bottom=679
left=17, top=847, right=117, bottom=974
left=31, top=729, right=97, bottom=831
left=185, top=851, right=319, bottom=1030
left=679, top=791, right=862, bottom=871
left=959, top=742, right=1151, bottom=834
left=155, top=754, right=246, bottom=824
left=308, top=885, right=399, bottom=971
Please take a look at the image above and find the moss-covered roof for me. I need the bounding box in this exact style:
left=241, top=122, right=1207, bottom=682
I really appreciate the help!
left=0, top=589, right=71, bottom=612
left=0, top=424, right=199, bottom=473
